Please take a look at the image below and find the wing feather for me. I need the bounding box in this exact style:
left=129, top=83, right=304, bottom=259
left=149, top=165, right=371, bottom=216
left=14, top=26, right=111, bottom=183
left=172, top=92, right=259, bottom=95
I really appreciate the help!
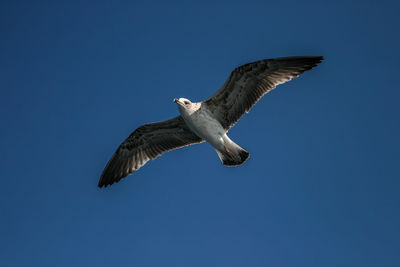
left=98, top=116, right=203, bottom=187
left=204, top=56, right=323, bottom=130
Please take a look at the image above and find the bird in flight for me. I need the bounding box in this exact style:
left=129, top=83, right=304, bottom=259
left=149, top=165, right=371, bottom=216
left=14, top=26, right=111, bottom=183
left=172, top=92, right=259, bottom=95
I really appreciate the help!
left=98, top=56, right=323, bottom=187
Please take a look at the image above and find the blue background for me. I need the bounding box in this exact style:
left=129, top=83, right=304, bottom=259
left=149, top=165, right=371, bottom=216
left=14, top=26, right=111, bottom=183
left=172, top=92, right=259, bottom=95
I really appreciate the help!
left=1, top=0, right=399, bottom=266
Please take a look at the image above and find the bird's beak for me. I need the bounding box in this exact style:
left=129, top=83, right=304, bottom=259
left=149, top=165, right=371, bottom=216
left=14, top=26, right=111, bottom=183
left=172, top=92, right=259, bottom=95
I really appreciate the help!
left=173, top=98, right=179, bottom=104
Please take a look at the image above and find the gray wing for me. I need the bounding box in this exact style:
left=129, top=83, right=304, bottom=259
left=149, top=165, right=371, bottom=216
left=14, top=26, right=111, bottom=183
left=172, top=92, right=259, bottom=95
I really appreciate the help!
left=98, top=116, right=203, bottom=187
left=204, top=56, right=323, bottom=130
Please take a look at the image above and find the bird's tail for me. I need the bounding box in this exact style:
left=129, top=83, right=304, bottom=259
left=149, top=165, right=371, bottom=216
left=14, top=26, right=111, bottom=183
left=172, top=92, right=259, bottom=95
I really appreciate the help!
left=216, top=136, right=250, bottom=166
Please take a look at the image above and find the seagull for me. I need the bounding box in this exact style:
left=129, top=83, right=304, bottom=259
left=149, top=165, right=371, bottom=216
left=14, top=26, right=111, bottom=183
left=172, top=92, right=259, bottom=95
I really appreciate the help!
left=98, top=56, right=323, bottom=187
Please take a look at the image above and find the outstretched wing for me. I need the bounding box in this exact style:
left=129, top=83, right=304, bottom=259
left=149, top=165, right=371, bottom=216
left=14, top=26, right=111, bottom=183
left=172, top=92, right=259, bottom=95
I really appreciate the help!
left=98, top=116, right=203, bottom=187
left=204, top=56, right=323, bottom=130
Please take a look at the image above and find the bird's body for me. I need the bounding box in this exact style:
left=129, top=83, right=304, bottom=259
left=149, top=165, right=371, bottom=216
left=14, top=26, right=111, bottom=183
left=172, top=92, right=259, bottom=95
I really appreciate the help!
left=98, top=56, right=323, bottom=187
left=177, top=100, right=224, bottom=149
left=176, top=98, right=249, bottom=165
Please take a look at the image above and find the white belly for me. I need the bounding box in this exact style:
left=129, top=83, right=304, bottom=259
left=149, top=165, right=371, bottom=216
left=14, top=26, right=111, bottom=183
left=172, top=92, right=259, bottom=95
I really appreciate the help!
left=181, top=109, right=226, bottom=150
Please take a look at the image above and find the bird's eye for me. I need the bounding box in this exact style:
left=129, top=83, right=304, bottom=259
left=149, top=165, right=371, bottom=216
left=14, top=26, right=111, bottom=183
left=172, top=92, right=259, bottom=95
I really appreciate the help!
left=184, top=101, right=190, bottom=105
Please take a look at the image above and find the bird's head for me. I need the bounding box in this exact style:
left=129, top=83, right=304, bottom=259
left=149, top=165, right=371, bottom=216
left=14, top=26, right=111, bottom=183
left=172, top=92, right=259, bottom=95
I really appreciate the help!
left=174, top=97, right=198, bottom=115
left=174, top=97, right=192, bottom=107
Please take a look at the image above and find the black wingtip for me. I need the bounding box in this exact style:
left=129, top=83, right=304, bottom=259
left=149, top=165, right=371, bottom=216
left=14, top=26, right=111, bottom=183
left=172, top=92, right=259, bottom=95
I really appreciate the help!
left=310, top=56, right=324, bottom=66
left=98, top=179, right=119, bottom=188
left=98, top=174, right=123, bottom=188
left=299, top=56, right=324, bottom=69
left=315, top=56, right=324, bottom=62
left=98, top=177, right=107, bottom=188
left=273, top=56, right=324, bottom=69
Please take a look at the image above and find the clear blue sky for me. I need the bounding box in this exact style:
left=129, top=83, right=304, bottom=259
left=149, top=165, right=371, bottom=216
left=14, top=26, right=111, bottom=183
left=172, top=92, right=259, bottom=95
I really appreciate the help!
left=1, top=0, right=399, bottom=266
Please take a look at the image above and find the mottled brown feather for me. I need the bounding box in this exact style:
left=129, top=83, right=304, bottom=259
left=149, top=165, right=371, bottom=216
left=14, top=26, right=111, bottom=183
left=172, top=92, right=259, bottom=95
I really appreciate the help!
left=204, top=56, right=323, bottom=130
left=98, top=116, right=203, bottom=187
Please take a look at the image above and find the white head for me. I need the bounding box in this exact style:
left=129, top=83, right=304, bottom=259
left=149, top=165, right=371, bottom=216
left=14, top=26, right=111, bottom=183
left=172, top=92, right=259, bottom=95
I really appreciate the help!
left=173, top=97, right=199, bottom=115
